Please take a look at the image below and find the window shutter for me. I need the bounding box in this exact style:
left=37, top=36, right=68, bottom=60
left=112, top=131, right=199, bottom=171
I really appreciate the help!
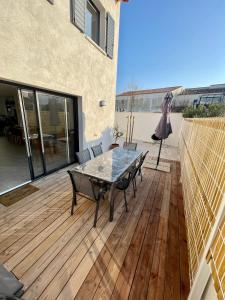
left=72, top=0, right=86, bottom=32
left=106, top=13, right=115, bottom=59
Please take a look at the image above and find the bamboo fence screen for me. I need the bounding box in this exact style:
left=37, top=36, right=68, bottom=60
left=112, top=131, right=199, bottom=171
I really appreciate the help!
left=180, top=118, right=225, bottom=298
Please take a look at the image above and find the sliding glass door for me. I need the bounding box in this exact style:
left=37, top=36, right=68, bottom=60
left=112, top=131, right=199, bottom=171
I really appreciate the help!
left=0, top=83, right=31, bottom=195
left=0, top=82, right=77, bottom=195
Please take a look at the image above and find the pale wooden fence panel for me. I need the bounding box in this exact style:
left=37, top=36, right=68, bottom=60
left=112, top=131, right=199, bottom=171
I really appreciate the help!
left=180, top=118, right=225, bottom=298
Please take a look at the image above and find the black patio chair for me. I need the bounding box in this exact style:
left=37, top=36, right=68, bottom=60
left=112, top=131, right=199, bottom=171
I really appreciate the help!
left=67, top=170, right=108, bottom=227
left=137, top=150, right=149, bottom=181
left=123, top=142, right=137, bottom=151
left=89, top=178, right=108, bottom=227
left=91, top=143, right=103, bottom=157
left=115, top=166, right=138, bottom=211
left=76, top=148, right=91, bottom=164
left=127, top=151, right=149, bottom=193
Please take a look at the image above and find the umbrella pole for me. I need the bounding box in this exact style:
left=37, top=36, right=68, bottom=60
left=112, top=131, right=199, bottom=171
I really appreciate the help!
left=156, top=139, right=163, bottom=167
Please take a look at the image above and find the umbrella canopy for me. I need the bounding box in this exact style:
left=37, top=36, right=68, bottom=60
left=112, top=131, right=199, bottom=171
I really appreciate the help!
left=154, top=92, right=173, bottom=140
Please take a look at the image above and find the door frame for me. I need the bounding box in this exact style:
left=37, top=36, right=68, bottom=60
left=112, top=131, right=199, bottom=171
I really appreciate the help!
left=0, top=79, right=79, bottom=193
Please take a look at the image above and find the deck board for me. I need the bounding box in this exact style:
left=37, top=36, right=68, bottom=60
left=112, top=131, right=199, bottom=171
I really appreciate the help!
left=0, top=161, right=189, bottom=300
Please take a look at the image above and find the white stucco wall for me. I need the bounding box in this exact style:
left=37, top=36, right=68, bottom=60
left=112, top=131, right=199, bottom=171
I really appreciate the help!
left=0, top=0, right=120, bottom=151
left=115, top=112, right=183, bottom=147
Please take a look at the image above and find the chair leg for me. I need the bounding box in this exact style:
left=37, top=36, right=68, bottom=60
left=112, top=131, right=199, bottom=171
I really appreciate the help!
left=140, top=169, right=143, bottom=182
left=71, top=189, right=77, bottom=215
left=94, top=198, right=100, bottom=227
left=134, top=177, right=137, bottom=191
left=124, top=190, right=128, bottom=212
left=132, top=180, right=136, bottom=198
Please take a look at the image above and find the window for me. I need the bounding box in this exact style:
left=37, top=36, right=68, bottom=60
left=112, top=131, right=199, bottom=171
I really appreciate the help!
left=85, top=0, right=100, bottom=45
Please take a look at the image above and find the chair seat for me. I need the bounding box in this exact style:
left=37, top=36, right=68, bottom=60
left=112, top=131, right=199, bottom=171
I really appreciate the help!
left=116, top=177, right=130, bottom=190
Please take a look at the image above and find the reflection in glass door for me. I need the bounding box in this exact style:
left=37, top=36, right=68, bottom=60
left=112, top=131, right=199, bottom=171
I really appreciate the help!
left=37, top=92, right=74, bottom=172
left=0, top=83, right=31, bottom=195
left=20, top=90, right=45, bottom=178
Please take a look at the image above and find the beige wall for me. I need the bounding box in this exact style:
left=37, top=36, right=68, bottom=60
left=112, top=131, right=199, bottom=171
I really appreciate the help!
left=115, top=112, right=183, bottom=147
left=0, top=0, right=120, bottom=150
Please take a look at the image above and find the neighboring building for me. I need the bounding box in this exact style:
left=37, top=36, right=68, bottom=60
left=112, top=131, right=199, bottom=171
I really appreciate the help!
left=116, top=84, right=225, bottom=112
left=0, top=0, right=120, bottom=195
left=174, top=84, right=225, bottom=110
left=116, top=86, right=183, bottom=112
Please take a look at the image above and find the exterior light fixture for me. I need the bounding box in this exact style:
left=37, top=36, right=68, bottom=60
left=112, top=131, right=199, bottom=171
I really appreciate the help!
left=99, top=100, right=107, bottom=107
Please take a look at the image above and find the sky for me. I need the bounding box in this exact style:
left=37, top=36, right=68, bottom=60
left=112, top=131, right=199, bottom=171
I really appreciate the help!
left=116, top=0, right=225, bottom=93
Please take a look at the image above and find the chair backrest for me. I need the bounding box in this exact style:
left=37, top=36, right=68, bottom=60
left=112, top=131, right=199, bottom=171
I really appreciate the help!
left=123, top=142, right=137, bottom=151
left=130, top=151, right=149, bottom=180
left=76, top=148, right=91, bottom=164
left=91, top=143, right=103, bottom=158
left=67, top=170, right=94, bottom=199
left=139, top=151, right=149, bottom=168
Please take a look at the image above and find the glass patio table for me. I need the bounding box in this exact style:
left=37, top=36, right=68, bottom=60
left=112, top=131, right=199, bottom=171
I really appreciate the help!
left=73, top=147, right=143, bottom=221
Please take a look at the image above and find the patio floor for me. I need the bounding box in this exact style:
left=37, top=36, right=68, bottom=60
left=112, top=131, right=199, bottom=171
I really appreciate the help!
left=0, top=160, right=189, bottom=299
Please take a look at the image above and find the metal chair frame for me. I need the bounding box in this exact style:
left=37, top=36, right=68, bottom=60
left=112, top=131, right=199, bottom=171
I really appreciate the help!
left=67, top=170, right=108, bottom=227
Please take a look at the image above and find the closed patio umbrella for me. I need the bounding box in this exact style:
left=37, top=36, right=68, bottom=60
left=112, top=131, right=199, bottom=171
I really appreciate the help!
left=152, top=92, right=173, bottom=168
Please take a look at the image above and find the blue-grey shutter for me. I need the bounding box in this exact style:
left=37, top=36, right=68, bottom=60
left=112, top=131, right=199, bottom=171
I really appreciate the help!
left=72, top=0, right=86, bottom=32
left=106, top=13, right=115, bottom=59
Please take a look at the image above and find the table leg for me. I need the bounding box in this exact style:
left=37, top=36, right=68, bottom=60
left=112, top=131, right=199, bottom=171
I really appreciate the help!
left=108, top=183, right=115, bottom=222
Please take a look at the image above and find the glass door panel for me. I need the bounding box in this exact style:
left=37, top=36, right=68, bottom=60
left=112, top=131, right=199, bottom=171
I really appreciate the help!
left=21, top=90, right=45, bottom=178
left=37, top=92, right=68, bottom=172
left=0, top=83, right=31, bottom=195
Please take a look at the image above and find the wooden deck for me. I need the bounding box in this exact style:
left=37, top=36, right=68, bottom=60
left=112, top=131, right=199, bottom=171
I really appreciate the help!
left=0, top=161, right=190, bottom=300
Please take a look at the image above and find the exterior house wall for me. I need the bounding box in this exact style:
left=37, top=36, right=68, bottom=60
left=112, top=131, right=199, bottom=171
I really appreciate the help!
left=115, top=112, right=183, bottom=147
left=0, top=0, right=120, bottom=151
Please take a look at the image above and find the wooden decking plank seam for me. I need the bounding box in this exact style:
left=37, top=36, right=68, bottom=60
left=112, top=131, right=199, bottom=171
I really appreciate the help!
left=127, top=172, right=165, bottom=300
left=0, top=177, right=69, bottom=227
left=147, top=173, right=171, bottom=300
left=0, top=197, right=72, bottom=263
left=163, top=162, right=181, bottom=300
left=152, top=173, right=172, bottom=300
left=92, top=170, right=160, bottom=300
left=21, top=200, right=104, bottom=296
left=75, top=171, right=156, bottom=299
left=3, top=194, right=82, bottom=271
left=125, top=174, right=163, bottom=298
left=0, top=193, right=72, bottom=254
left=0, top=174, right=69, bottom=220
left=38, top=190, right=126, bottom=300
left=23, top=191, right=123, bottom=299
left=0, top=186, right=72, bottom=239
left=13, top=199, right=93, bottom=278
left=0, top=199, right=71, bottom=259
left=176, top=161, right=190, bottom=300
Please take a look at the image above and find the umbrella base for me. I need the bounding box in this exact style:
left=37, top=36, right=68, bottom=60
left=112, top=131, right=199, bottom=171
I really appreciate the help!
left=143, top=159, right=170, bottom=173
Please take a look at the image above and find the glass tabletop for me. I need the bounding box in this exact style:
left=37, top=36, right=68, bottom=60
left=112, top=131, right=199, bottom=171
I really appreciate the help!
left=73, top=147, right=143, bottom=183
